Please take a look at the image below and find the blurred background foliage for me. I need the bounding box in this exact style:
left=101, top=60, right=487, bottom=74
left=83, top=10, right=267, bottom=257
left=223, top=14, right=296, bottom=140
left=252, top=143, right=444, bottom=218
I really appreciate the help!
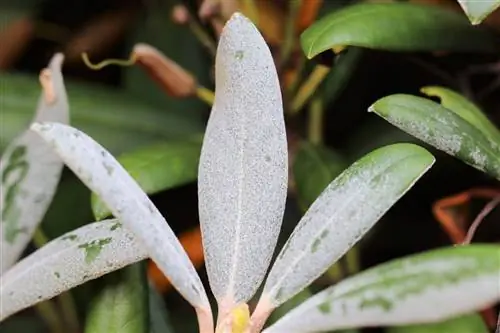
left=0, top=0, right=499, bottom=332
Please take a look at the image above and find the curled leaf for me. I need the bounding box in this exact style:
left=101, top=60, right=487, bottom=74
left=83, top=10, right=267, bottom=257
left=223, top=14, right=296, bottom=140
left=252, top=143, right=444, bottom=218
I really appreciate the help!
left=0, top=54, right=69, bottom=274
left=263, top=245, right=500, bottom=333
left=259, top=143, right=435, bottom=309
left=197, top=13, right=288, bottom=312
left=0, top=219, right=147, bottom=321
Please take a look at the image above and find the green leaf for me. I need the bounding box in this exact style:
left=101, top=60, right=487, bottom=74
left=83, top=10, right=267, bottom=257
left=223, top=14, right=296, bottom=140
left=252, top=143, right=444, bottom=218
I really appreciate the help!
left=148, top=283, right=174, bottom=333
left=264, top=245, right=500, bottom=333
left=300, top=2, right=499, bottom=59
left=84, top=262, right=149, bottom=333
left=90, top=139, right=202, bottom=220
left=457, top=0, right=500, bottom=25
left=369, top=94, right=500, bottom=180
left=420, top=86, right=500, bottom=143
left=0, top=72, right=204, bottom=155
left=386, top=313, right=488, bottom=333
left=293, top=141, right=348, bottom=211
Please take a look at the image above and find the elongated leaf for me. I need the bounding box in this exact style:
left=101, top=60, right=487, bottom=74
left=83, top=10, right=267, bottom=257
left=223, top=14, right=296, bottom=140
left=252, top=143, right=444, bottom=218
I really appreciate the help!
left=386, top=313, right=488, bottom=333
left=293, top=141, right=347, bottom=211
left=198, top=13, right=288, bottom=305
left=457, top=0, right=500, bottom=25
left=0, top=72, right=204, bottom=154
left=301, top=3, right=499, bottom=59
left=91, top=139, right=202, bottom=220
left=30, top=123, right=210, bottom=312
left=0, top=219, right=147, bottom=321
left=263, top=245, right=500, bottom=333
left=0, top=54, right=69, bottom=274
left=260, top=143, right=435, bottom=308
left=84, top=263, right=148, bottom=333
left=420, top=86, right=500, bottom=143
left=369, top=94, right=500, bottom=180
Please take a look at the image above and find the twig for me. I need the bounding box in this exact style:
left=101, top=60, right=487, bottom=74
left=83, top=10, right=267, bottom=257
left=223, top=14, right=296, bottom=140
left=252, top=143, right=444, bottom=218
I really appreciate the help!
left=290, top=65, right=330, bottom=114
left=280, top=0, right=301, bottom=69
left=462, top=196, right=500, bottom=245
left=307, top=96, right=324, bottom=144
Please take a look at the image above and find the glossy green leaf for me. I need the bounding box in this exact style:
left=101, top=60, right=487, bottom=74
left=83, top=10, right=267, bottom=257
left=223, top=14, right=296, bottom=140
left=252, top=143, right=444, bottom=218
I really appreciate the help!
left=457, top=0, right=500, bottom=25
left=386, top=313, right=488, bottom=333
left=0, top=72, right=204, bottom=155
left=84, top=263, right=148, bottom=333
left=370, top=94, right=500, bottom=180
left=301, top=2, right=499, bottom=59
left=91, top=139, right=202, bottom=220
left=420, top=86, right=500, bottom=143
left=293, top=141, right=347, bottom=211
left=264, top=245, right=500, bottom=333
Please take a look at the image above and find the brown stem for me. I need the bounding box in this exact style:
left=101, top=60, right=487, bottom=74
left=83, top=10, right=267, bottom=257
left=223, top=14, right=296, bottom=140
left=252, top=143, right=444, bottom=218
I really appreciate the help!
left=462, top=196, right=500, bottom=245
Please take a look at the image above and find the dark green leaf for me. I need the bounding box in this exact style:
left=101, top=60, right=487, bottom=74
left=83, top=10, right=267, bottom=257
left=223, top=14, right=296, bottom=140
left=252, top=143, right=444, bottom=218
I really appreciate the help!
left=370, top=94, right=500, bottom=180
left=148, top=283, right=174, bottom=333
left=84, top=262, right=148, bottom=333
left=293, top=141, right=348, bottom=211
left=457, top=0, right=500, bottom=25
left=90, top=139, right=202, bottom=220
left=301, top=3, right=499, bottom=59
left=386, top=313, right=488, bottom=333
left=0, top=72, right=204, bottom=155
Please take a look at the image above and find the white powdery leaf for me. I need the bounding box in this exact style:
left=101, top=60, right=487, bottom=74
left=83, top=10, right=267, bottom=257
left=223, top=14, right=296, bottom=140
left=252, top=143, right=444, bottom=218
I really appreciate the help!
left=198, top=13, right=288, bottom=304
left=0, top=219, right=146, bottom=321
left=0, top=54, right=69, bottom=274
left=30, top=122, right=210, bottom=310
left=263, top=245, right=500, bottom=333
left=261, top=143, right=435, bottom=307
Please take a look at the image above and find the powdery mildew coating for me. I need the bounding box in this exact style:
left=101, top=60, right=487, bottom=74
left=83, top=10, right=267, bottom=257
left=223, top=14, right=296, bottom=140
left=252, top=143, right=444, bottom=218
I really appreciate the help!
left=262, top=143, right=435, bottom=307
left=0, top=54, right=69, bottom=274
left=263, top=245, right=500, bottom=333
left=30, top=122, right=210, bottom=310
left=0, top=219, right=146, bottom=321
left=369, top=95, right=500, bottom=180
left=198, top=14, right=288, bottom=304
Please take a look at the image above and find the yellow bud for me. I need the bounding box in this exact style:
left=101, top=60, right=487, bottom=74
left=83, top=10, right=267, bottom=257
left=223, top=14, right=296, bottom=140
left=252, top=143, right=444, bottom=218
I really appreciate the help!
left=231, top=303, right=250, bottom=333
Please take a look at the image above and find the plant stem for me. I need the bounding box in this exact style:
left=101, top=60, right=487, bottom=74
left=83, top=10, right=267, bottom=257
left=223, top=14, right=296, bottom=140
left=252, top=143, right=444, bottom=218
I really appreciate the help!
left=32, top=228, right=80, bottom=332
left=188, top=19, right=217, bottom=57
left=196, top=86, right=215, bottom=106
left=345, top=245, right=360, bottom=275
left=307, top=97, right=323, bottom=144
left=290, top=65, right=330, bottom=114
left=34, top=302, right=65, bottom=333
left=242, top=0, right=259, bottom=26
left=280, top=0, right=301, bottom=68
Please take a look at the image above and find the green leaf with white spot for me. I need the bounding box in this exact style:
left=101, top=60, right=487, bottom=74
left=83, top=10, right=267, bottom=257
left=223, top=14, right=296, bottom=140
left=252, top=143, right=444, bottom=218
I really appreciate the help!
left=420, top=86, right=500, bottom=143
left=300, top=2, right=499, bottom=59
left=258, top=143, right=435, bottom=309
left=457, top=0, right=500, bottom=25
left=84, top=263, right=149, bottom=333
left=91, top=139, right=202, bottom=220
left=293, top=141, right=347, bottom=211
left=369, top=94, right=500, bottom=180
left=386, top=313, right=488, bottom=333
left=263, top=245, right=500, bottom=333
left=0, top=219, right=147, bottom=322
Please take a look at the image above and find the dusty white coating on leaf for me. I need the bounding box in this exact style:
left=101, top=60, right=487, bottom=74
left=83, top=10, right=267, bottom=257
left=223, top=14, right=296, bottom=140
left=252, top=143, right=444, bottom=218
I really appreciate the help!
left=0, top=219, right=146, bottom=321
left=263, top=246, right=500, bottom=333
left=0, top=54, right=69, bottom=274
left=260, top=143, right=435, bottom=308
left=369, top=96, right=500, bottom=180
left=30, top=122, right=210, bottom=310
left=198, top=13, right=288, bottom=304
